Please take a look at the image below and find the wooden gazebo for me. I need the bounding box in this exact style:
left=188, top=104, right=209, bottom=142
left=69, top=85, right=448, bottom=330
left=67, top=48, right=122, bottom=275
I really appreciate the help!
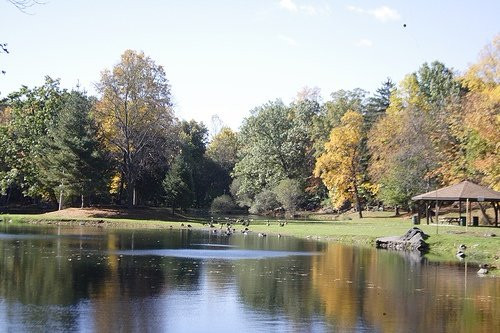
left=412, top=181, right=500, bottom=226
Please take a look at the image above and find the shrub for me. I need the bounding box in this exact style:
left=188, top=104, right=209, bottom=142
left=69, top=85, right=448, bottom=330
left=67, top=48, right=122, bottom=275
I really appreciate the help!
left=210, top=194, right=236, bottom=213
left=249, top=190, right=279, bottom=214
left=273, top=178, right=304, bottom=215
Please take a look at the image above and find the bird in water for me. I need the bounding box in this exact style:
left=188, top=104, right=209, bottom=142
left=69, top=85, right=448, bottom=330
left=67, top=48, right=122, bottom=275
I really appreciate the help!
left=477, top=264, right=489, bottom=275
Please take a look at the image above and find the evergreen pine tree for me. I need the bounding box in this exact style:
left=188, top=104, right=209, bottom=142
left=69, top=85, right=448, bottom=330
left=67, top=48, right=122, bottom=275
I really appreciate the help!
left=41, top=91, right=109, bottom=208
left=365, top=78, right=395, bottom=128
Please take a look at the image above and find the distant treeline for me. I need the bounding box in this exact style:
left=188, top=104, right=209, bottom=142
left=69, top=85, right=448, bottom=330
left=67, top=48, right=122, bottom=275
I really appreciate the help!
left=0, top=36, right=498, bottom=216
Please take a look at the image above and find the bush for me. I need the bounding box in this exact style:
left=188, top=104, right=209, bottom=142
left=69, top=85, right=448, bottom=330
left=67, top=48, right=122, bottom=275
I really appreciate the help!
left=229, top=178, right=252, bottom=208
left=210, top=195, right=236, bottom=213
left=249, top=190, right=279, bottom=214
left=273, top=178, right=303, bottom=215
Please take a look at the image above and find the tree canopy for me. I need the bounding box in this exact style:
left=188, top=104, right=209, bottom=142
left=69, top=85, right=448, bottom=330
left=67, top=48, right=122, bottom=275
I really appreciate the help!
left=1, top=35, right=498, bottom=216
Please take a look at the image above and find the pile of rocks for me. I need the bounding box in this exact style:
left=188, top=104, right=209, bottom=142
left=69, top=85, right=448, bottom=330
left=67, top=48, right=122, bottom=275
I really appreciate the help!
left=376, top=227, right=429, bottom=252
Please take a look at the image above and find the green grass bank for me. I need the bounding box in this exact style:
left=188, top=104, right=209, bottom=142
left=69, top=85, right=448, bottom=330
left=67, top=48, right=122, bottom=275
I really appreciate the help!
left=2, top=209, right=499, bottom=274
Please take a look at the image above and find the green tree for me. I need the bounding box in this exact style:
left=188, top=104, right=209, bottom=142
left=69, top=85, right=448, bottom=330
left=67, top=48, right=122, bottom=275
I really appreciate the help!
left=162, top=155, right=193, bottom=212
left=40, top=91, right=110, bottom=208
left=273, top=178, right=304, bottom=216
left=249, top=189, right=280, bottom=215
left=364, top=78, right=395, bottom=128
left=210, top=194, right=236, bottom=213
left=233, top=99, right=317, bottom=202
left=0, top=77, right=65, bottom=199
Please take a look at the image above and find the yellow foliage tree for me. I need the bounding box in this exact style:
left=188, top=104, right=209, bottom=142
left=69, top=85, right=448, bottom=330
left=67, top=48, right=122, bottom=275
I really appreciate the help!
left=461, top=35, right=500, bottom=190
left=314, top=111, right=367, bottom=217
left=95, top=50, right=174, bottom=205
left=435, top=35, right=500, bottom=190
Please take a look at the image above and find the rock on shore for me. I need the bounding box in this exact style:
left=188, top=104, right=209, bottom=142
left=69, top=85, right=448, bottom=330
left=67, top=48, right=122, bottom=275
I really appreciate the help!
left=376, top=227, right=429, bottom=252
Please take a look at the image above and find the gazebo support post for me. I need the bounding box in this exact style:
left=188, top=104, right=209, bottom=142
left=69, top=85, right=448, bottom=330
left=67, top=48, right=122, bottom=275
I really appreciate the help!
left=426, top=204, right=430, bottom=225
left=465, top=199, right=472, bottom=226
left=459, top=200, right=462, bottom=221
left=435, top=200, right=440, bottom=234
left=417, top=201, right=421, bottom=224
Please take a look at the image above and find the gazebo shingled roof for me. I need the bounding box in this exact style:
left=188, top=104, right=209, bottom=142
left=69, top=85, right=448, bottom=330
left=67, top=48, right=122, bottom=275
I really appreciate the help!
left=411, top=181, right=500, bottom=202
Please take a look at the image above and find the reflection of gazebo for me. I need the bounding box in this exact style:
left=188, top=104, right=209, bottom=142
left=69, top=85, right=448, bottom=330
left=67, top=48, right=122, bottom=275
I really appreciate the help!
left=412, top=181, right=500, bottom=226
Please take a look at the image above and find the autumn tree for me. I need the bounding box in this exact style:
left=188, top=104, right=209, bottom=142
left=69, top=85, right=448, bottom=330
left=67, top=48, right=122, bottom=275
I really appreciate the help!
left=206, top=127, right=239, bottom=172
left=461, top=86, right=500, bottom=189
left=369, top=62, right=463, bottom=208
left=96, top=50, right=174, bottom=206
left=446, top=35, right=500, bottom=190
left=311, top=89, right=367, bottom=156
left=314, top=111, right=368, bottom=217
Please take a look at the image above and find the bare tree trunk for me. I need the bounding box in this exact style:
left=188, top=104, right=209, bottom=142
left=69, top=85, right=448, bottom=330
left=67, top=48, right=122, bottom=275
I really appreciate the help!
left=478, top=202, right=491, bottom=225
left=6, top=186, right=11, bottom=205
left=118, top=171, right=124, bottom=205
left=58, top=186, right=63, bottom=211
left=81, top=194, right=84, bottom=209
left=353, top=183, right=363, bottom=218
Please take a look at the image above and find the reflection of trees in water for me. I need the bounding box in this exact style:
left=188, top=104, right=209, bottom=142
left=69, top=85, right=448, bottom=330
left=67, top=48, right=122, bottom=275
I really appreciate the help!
left=91, top=233, right=202, bottom=331
left=230, top=235, right=326, bottom=253
left=234, top=256, right=320, bottom=323
left=0, top=236, right=106, bottom=330
left=0, top=229, right=205, bottom=331
left=311, top=243, right=500, bottom=332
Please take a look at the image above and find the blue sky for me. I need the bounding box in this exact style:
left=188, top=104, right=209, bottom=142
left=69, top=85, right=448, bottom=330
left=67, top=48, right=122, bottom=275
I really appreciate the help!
left=0, top=0, right=498, bottom=130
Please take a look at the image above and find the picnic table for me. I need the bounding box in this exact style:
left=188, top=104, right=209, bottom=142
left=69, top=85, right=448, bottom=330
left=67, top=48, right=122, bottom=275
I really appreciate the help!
left=439, top=217, right=461, bottom=225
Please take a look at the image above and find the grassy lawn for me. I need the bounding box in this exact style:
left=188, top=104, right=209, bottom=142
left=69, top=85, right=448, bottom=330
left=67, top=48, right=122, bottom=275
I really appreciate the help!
left=1, top=210, right=499, bottom=272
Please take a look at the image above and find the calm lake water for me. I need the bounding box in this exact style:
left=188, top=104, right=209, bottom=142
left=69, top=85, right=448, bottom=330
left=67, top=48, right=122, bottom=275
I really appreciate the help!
left=0, top=225, right=498, bottom=332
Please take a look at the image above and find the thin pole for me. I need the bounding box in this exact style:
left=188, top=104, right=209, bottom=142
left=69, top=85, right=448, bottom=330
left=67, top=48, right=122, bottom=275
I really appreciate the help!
left=58, top=182, right=64, bottom=211
left=466, top=198, right=469, bottom=232
left=464, top=260, right=468, bottom=297
left=435, top=200, right=439, bottom=235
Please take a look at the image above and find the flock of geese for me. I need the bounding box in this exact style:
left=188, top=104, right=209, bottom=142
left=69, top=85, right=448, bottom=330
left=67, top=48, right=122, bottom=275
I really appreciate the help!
left=177, top=217, right=285, bottom=239
left=175, top=218, right=492, bottom=275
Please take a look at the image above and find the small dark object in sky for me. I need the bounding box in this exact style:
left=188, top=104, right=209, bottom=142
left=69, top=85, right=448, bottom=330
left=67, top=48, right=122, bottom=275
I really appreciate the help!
left=403, top=24, right=407, bottom=28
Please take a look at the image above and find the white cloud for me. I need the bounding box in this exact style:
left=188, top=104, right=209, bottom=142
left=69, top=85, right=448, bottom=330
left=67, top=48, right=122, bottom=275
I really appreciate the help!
left=371, top=6, right=401, bottom=22
left=279, top=0, right=298, bottom=12
left=355, top=39, right=373, bottom=47
left=300, top=5, right=317, bottom=15
left=279, top=1, right=330, bottom=16
left=347, top=5, right=401, bottom=22
left=346, top=5, right=364, bottom=14
left=277, top=34, right=299, bottom=46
